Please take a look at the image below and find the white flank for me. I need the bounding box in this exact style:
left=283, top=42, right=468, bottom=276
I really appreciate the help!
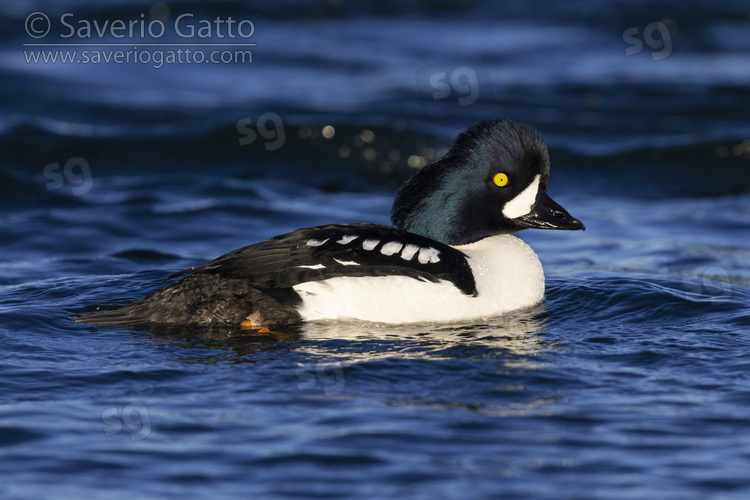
left=294, top=234, right=545, bottom=324
left=400, top=244, right=420, bottom=261
left=502, top=174, right=540, bottom=219
left=297, top=263, right=326, bottom=270
left=333, top=258, right=360, bottom=266
left=337, top=235, right=359, bottom=245
left=362, top=239, right=380, bottom=250
left=417, top=247, right=440, bottom=264
left=306, top=238, right=330, bottom=247
left=380, top=241, right=404, bottom=256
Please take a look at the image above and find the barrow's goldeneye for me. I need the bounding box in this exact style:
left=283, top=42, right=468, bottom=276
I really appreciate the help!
left=78, top=119, right=584, bottom=329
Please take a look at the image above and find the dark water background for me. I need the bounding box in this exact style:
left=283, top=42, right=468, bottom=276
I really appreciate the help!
left=2, top=1, right=750, bottom=498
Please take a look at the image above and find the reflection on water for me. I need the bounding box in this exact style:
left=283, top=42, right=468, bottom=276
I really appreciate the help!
left=296, top=304, right=549, bottom=359
left=120, top=302, right=549, bottom=363
left=107, top=303, right=558, bottom=418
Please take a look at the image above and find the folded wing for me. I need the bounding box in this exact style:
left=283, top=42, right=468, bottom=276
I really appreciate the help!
left=176, top=223, right=477, bottom=296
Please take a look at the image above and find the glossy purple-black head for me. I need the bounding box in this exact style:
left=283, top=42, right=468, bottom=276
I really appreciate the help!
left=391, top=120, right=585, bottom=245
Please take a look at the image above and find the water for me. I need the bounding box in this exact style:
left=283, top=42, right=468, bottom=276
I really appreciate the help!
left=2, top=0, right=750, bottom=498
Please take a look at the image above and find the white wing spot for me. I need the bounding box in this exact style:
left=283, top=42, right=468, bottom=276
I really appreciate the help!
left=400, top=244, right=420, bottom=261
left=380, top=241, right=404, bottom=256
left=502, top=174, right=540, bottom=219
left=337, top=235, right=359, bottom=245
left=362, top=239, right=380, bottom=251
left=306, top=238, right=330, bottom=247
left=417, top=247, right=441, bottom=264
left=333, top=258, right=360, bottom=266
left=297, top=263, right=326, bottom=270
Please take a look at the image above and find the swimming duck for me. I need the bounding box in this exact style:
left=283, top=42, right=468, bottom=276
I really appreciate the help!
left=78, top=119, right=584, bottom=328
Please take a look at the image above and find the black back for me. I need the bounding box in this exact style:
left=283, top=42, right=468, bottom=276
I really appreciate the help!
left=174, top=223, right=477, bottom=297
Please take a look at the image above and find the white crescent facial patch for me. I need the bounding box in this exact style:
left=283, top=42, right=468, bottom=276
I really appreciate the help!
left=502, top=174, right=540, bottom=219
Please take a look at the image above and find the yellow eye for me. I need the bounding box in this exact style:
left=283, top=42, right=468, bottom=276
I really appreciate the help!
left=492, top=173, right=509, bottom=187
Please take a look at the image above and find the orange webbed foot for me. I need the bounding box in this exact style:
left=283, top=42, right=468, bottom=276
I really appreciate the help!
left=239, top=320, right=271, bottom=334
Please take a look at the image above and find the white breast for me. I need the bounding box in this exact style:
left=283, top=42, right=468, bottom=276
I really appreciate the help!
left=293, top=234, right=545, bottom=324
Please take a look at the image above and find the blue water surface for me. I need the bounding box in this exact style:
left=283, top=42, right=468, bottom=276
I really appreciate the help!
left=1, top=1, right=750, bottom=499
